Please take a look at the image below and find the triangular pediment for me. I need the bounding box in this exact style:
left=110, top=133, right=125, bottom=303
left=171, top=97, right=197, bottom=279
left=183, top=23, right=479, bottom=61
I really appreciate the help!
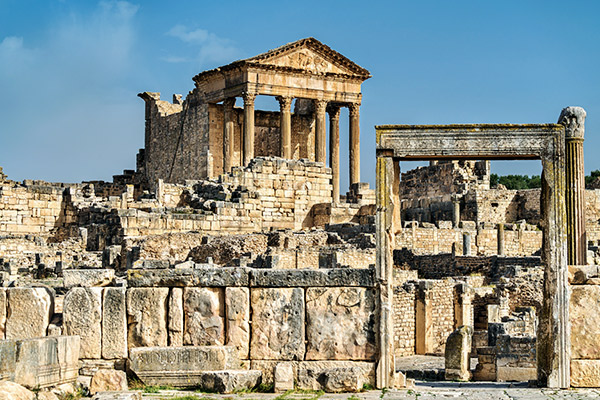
left=246, top=38, right=370, bottom=78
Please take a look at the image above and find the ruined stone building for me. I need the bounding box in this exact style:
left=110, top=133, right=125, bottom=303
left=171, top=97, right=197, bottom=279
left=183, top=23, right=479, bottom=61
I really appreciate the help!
left=1, top=38, right=600, bottom=396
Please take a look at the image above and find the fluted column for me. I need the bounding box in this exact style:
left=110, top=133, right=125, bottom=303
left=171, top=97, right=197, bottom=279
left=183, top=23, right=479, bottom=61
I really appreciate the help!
left=328, top=106, right=341, bottom=203
left=222, top=98, right=236, bottom=173
left=242, top=92, right=256, bottom=166
left=277, top=96, right=293, bottom=159
left=349, top=103, right=361, bottom=185
left=314, top=99, right=327, bottom=164
left=559, top=106, right=587, bottom=265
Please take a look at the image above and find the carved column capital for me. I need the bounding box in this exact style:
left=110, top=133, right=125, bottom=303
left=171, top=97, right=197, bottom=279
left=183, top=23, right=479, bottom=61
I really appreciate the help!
left=313, top=99, right=328, bottom=114
left=276, top=96, right=293, bottom=112
left=327, top=105, right=341, bottom=120
left=558, top=106, right=586, bottom=139
left=242, top=92, right=256, bottom=106
left=348, top=102, right=360, bottom=116
left=223, top=97, right=236, bottom=109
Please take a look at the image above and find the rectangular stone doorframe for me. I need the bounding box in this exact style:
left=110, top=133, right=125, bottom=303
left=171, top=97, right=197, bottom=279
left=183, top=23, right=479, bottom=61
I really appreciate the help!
left=375, top=124, right=569, bottom=388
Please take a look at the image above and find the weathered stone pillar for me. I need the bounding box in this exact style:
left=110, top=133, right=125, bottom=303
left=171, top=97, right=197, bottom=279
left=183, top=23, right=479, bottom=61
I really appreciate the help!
left=328, top=106, right=341, bottom=203
left=463, top=232, right=471, bottom=256
left=242, top=92, right=256, bottom=166
left=497, top=223, right=505, bottom=256
left=416, top=281, right=434, bottom=355
left=314, top=99, right=327, bottom=164
left=349, top=103, right=361, bottom=185
left=559, top=106, right=587, bottom=265
left=277, top=96, right=293, bottom=159
left=452, top=196, right=461, bottom=228
left=223, top=98, right=236, bottom=173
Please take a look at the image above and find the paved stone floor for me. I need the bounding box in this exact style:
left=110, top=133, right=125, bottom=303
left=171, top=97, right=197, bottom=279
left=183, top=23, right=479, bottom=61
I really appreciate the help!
left=139, top=382, right=600, bottom=400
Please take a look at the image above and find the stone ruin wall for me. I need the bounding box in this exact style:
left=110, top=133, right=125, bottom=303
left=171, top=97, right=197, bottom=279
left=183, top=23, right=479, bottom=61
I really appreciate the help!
left=141, top=92, right=316, bottom=184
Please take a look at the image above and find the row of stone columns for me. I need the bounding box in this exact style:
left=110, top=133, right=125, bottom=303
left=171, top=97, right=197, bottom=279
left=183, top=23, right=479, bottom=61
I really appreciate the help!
left=222, top=94, right=361, bottom=203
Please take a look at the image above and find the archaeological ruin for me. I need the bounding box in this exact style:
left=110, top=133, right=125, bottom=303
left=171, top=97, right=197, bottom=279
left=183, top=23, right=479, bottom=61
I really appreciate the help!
left=1, top=37, right=600, bottom=397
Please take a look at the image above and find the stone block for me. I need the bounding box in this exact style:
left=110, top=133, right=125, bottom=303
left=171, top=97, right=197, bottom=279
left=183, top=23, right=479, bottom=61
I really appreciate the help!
left=195, top=370, right=262, bottom=393
left=297, top=367, right=362, bottom=392
left=496, top=366, right=536, bottom=382
left=5, top=287, right=53, bottom=339
left=571, top=359, right=600, bottom=387
left=249, top=268, right=374, bottom=287
left=63, top=287, right=102, bottom=359
left=63, top=269, right=115, bottom=288
left=102, top=288, right=127, bottom=359
left=90, top=370, right=128, bottom=394
left=571, top=285, right=600, bottom=359
left=250, top=288, right=305, bottom=360
left=183, top=287, right=224, bottom=346
left=168, top=288, right=183, bottom=346
left=274, top=362, right=294, bottom=393
left=126, top=288, right=168, bottom=348
left=225, top=287, right=249, bottom=359
left=444, top=326, right=472, bottom=381
left=91, top=393, right=141, bottom=400
left=305, top=287, right=376, bottom=360
left=128, top=346, right=240, bottom=387
left=0, top=381, right=35, bottom=400
left=127, top=267, right=249, bottom=287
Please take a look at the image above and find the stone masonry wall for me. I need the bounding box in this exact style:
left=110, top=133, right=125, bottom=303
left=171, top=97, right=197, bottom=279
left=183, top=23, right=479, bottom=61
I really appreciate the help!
left=393, top=282, right=416, bottom=357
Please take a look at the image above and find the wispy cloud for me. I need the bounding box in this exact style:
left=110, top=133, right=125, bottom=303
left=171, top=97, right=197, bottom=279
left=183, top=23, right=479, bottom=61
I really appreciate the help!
left=165, top=25, right=239, bottom=67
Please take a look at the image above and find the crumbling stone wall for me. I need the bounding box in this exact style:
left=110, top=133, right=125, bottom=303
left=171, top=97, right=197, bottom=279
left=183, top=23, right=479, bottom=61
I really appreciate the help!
left=393, top=282, right=416, bottom=357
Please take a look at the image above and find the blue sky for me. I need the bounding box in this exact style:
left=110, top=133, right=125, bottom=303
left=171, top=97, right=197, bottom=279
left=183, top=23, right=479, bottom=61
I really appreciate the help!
left=1, top=0, right=599, bottom=191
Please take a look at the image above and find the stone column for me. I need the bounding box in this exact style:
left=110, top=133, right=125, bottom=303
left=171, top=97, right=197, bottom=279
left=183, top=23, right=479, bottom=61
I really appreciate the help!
left=242, top=92, right=256, bottom=166
left=559, top=106, right=587, bottom=265
left=222, top=98, right=236, bottom=173
left=277, top=96, right=293, bottom=159
left=314, top=99, right=327, bottom=164
left=497, top=223, right=505, bottom=256
left=349, top=103, right=361, bottom=185
left=328, top=106, right=341, bottom=203
left=463, top=232, right=471, bottom=256
left=452, top=196, right=461, bottom=228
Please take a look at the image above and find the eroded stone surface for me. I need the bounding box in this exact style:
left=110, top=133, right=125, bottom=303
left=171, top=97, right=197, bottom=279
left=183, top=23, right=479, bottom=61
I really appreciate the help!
left=250, top=288, right=305, bottom=360
left=0, top=381, right=35, bottom=400
left=102, top=287, right=127, bottom=359
left=126, top=288, right=168, bottom=348
left=570, top=285, right=600, bottom=359
left=63, top=287, right=102, bottom=359
left=571, top=359, right=600, bottom=387
left=168, top=288, right=184, bottom=346
left=305, top=287, right=376, bottom=360
left=445, top=326, right=472, bottom=381
left=5, top=287, right=53, bottom=340
left=225, top=287, right=250, bottom=359
left=0, top=288, right=6, bottom=339
left=274, top=362, right=294, bottom=393
left=183, top=287, right=224, bottom=346
left=90, top=370, right=128, bottom=394
left=195, top=370, right=262, bottom=393
left=63, top=269, right=115, bottom=288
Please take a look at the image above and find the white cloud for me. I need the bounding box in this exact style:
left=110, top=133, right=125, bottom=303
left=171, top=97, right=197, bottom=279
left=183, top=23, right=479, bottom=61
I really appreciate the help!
left=165, top=25, right=240, bottom=67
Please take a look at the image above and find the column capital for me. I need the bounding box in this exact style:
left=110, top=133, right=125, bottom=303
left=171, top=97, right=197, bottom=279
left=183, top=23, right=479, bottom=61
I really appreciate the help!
left=223, top=97, right=236, bottom=109
left=242, top=92, right=256, bottom=106
left=348, top=102, right=360, bottom=116
left=327, top=105, right=341, bottom=120
left=313, top=99, right=328, bottom=113
left=276, top=96, right=293, bottom=112
left=558, top=106, right=586, bottom=139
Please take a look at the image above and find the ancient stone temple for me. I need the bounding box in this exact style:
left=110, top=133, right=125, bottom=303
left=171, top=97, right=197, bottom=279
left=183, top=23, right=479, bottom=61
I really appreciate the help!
left=138, top=38, right=370, bottom=203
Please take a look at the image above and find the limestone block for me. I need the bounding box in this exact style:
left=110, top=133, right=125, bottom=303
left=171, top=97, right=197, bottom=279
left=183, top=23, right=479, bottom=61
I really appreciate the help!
left=250, top=288, right=305, bottom=360
left=195, top=370, right=262, bottom=393
left=225, top=287, right=249, bottom=359
left=305, top=287, right=376, bottom=360
left=0, top=381, right=35, bottom=400
left=274, top=362, right=294, bottom=393
left=571, top=359, right=600, bottom=387
left=297, top=367, right=362, bottom=392
left=129, top=346, right=240, bottom=387
left=168, top=288, right=183, bottom=346
left=63, top=287, right=102, bottom=359
left=444, top=326, right=472, bottom=381
left=63, top=269, right=115, bottom=288
left=91, top=392, right=141, bottom=400
left=496, top=366, right=536, bottom=382
left=183, top=287, right=224, bottom=346
left=5, top=287, right=53, bottom=339
left=250, top=268, right=374, bottom=287
left=0, top=288, right=6, bottom=339
left=571, top=285, right=600, bottom=359
left=36, top=391, right=59, bottom=400
left=127, top=288, right=168, bottom=348
left=127, top=267, right=249, bottom=287
left=102, top=288, right=127, bottom=359
left=90, top=370, right=128, bottom=394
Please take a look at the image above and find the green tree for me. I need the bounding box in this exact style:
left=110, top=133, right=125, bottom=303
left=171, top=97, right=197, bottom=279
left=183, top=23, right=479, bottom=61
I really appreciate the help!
left=586, top=170, right=600, bottom=187
left=490, top=174, right=541, bottom=190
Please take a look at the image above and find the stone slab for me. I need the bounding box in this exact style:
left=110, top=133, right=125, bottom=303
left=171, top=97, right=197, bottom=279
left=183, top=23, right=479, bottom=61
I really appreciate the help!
left=250, top=288, right=305, bottom=360
left=194, top=370, right=262, bottom=393
left=250, top=268, right=374, bottom=287
left=183, top=287, right=225, bottom=346
left=445, top=326, right=472, bottom=381
left=63, top=269, right=115, bottom=288
left=305, top=287, right=376, bottom=360
left=274, top=362, right=294, bottom=393
left=102, top=288, right=127, bottom=359
left=63, top=287, right=102, bottom=359
left=168, top=288, right=184, bottom=346
left=91, top=392, right=141, bottom=400
left=225, top=287, right=250, bottom=359
left=126, top=288, right=168, bottom=348
left=496, top=366, right=537, bottom=382
left=127, top=268, right=249, bottom=287
left=90, top=370, right=128, bottom=394
left=571, top=359, right=600, bottom=387
left=128, top=346, right=241, bottom=387
left=571, top=285, right=600, bottom=359
left=5, top=287, right=53, bottom=339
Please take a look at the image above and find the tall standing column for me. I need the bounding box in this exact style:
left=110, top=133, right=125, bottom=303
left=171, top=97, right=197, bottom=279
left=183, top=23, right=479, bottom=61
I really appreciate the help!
left=559, top=106, right=587, bottom=265
left=328, top=106, right=341, bottom=203
left=314, top=99, right=327, bottom=164
left=222, top=98, right=236, bottom=173
left=349, top=103, right=361, bottom=185
left=242, top=92, right=256, bottom=166
left=277, top=96, right=293, bottom=159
